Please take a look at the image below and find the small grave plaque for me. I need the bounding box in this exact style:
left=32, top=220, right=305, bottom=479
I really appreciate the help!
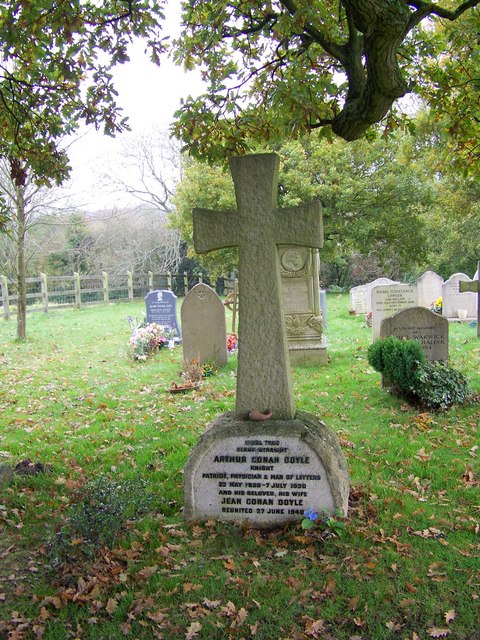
left=145, top=289, right=181, bottom=339
left=380, top=306, right=449, bottom=362
left=372, top=284, right=418, bottom=340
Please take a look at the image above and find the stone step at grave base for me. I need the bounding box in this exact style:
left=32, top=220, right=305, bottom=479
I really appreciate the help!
left=184, top=411, right=349, bottom=529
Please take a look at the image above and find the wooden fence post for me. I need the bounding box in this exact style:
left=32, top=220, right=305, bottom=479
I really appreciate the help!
left=183, top=272, right=188, bottom=294
left=167, top=272, right=172, bottom=290
left=102, top=272, right=109, bottom=303
left=127, top=271, right=134, bottom=301
left=1, top=275, right=10, bottom=320
left=148, top=271, right=154, bottom=291
left=73, top=272, right=81, bottom=308
left=199, top=273, right=203, bottom=284
left=40, top=272, right=49, bottom=312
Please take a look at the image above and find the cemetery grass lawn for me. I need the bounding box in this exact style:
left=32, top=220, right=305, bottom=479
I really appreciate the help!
left=0, top=296, right=478, bottom=640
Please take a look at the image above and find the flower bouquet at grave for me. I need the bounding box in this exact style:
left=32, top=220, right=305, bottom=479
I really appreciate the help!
left=431, top=297, right=442, bottom=314
left=169, top=359, right=203, bottom=393
left=227, top=332, right=238, bottom=354
left=129, top=323, right=167, bottom=361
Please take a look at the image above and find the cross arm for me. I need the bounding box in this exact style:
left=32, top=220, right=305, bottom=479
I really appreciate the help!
left=193, top=208, right=240, bottom=254
left=275, top=201, right=323, bottom=249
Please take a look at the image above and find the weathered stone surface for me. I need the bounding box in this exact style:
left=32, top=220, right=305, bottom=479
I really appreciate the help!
left=442, top=273, right=476, bottom=319
left=280, top=247, right=327, bottom=365
left=193, top=153, right=323, bottom=420
left=145, top=289, right=181, bottom=339
left=181, top=283, right=227, bottom=367
left=380, top=306, right=449, bottom=362
left=349, top=285, right=368, bottom=314
left=183, top=411, right=349, bottom=528
left=416, top=271, right=444, bottom=309
left=371, top=284, right=417, bottom=340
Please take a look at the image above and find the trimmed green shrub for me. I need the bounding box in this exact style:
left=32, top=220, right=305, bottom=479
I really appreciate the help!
left=367, top=336, right=474, bottom=410
left=367, top=336, right=426, bottom=391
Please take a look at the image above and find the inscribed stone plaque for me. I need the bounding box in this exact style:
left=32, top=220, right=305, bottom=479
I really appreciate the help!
left=181, top=283, right=227, bottom=367
left=184, top=411, right=349, bottom=528
left=280, top=247, right=327, bottom=365
left=380, top=307, right=449, bottom=362
left=349, top=285, right=368, bottom=314
left=365, top=278, right=399, bottom=313
left=442, top=273, right=476, bottom=319
left=145, top=289, right=181, bottom=339
left=371, top=284, right=418, bottom=340
left=416, top=271, right=444, bottom=309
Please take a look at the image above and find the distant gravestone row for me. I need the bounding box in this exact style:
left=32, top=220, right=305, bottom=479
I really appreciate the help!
left=350, top=269, right=478, bottom=324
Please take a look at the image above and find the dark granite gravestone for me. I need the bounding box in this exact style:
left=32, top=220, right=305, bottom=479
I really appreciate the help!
left=145, top=289, right=181, bottom=340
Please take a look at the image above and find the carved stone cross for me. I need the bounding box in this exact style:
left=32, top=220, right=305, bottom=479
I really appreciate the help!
left=459, top=261, right=480, bottom=337
left=193, top=153, right=323, bottom=419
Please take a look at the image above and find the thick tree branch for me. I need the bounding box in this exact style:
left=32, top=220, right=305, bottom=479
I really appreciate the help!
left=406, top=0, right=480, bottom=29
left=279, top=0, right=347, bottom=64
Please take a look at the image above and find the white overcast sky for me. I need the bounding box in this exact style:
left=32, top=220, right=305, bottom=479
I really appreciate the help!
left=66, top=1, right=205, bottom=211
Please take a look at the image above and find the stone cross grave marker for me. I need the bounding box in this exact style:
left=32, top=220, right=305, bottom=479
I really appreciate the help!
left=184, top=154, right=349, bottom=527
left=193, top=153, right=323, bottom=420
left=459, top=261, right=479, bottom=337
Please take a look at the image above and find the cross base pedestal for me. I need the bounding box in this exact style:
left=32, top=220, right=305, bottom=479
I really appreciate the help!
left=183, top=411, right=349, bottom=528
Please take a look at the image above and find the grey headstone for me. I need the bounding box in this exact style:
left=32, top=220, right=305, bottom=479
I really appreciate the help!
left=145, top=289, right=181, bottom=339
left=349, top=285, right=367, bottom=314
left=442, top=273, right=476, bottom=320
left=416, top=271, right=444, bottom=309
left=371, top=284, right=418, bottom=340
left=380, top=306, right=449, bottom=362
left=181, top=283, right=228, bottom=367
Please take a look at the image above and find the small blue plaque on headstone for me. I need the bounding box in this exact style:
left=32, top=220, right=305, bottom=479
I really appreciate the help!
left=145, top=290, right=181, bottom=340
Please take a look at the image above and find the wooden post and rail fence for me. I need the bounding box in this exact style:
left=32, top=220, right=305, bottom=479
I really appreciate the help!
left=0, top=271, right=235, bottom=320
